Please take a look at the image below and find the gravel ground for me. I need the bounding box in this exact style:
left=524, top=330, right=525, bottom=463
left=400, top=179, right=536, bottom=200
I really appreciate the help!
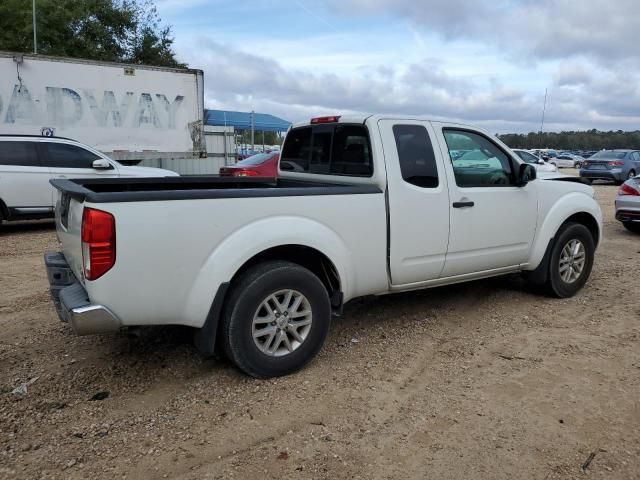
left=1, top=179, right=639, bottom=479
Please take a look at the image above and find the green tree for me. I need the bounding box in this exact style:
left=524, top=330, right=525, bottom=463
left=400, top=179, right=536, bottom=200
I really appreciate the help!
left=0, top=0, right=185, bottom=68
left=498, top=130, right=640, bottom=151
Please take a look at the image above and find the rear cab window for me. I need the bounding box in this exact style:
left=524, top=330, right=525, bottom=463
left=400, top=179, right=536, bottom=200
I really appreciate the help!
left=281, top=124, right=373, bottom=177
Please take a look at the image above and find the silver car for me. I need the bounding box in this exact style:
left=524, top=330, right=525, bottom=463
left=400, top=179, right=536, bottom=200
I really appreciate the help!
left=615, top=175, right=640, bottom=233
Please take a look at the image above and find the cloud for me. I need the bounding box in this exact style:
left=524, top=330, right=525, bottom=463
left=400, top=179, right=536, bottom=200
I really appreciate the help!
left=327, top=0, right=640, bottom=65
left=171, top=2, right=640, bottom=132
left=189, top=39, right=547, bottom=128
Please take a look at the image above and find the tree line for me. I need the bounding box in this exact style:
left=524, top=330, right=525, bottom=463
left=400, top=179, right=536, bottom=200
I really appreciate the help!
left=498, top=130, right=640, bottom=151
left=0, top=0, right=184, bottom=68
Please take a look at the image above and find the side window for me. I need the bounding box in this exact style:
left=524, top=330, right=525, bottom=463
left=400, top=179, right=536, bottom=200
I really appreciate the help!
left=0, top=141, right=40, bottom=167
left=330, top=125, right=372, bottom=176
left=46, top=143, right=100, bottom=168
left=392, top=125, right=439, bottom=188
left=631, top=152, right=640, bottom=162
left=443, top=130, right=514, bottom=187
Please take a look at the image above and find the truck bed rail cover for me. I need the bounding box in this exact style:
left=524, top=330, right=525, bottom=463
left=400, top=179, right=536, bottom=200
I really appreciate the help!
left=50, top=177, right=382, bottom=203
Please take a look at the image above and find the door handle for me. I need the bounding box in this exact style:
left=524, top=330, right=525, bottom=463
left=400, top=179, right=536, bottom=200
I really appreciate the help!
left=452, top=201, right=474, bottom=208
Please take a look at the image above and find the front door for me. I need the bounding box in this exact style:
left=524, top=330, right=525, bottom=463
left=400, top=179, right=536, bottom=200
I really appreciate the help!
left=43, top=142, right=119, bottom=206
left=379, top=119, right=450, bottom=285
left=434, top=125, right=537, bottom=277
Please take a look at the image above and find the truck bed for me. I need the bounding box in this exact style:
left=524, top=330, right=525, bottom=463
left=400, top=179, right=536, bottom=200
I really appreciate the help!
left=50, top=177, right=382, bottom=203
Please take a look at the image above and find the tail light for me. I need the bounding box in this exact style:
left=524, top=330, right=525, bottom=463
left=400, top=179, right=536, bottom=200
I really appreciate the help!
left=608, top=161, right=624, bottom=166
left=618, top=183, right=640, bottom=196
left=81, top=208, right=116, bottom=280
left=233, top=169, right=259, bottom=177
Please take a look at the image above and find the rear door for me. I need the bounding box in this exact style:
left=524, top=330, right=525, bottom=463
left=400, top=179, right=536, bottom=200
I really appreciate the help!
left=434, top=125, right=537, bottom=277
left=378, top=119, right=450, bottom=285
left=0, top=140, right=52, bottom=212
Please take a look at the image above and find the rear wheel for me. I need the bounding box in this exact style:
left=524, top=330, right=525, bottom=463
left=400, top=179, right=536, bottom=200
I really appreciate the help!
left=623, top=222, right=640, bottom=233
left=546, top=223, right=595, bottom=298
left=220, top=260, right=331, bottom=378
left=628, top=170, right=637, bottom=179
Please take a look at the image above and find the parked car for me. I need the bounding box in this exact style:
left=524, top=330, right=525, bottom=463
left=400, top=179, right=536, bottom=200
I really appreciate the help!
left=219, top=152, right=279, bottom=177
left=512, top=149, right=558, bottom=174
left=580, top=150, right=640, bottom=185
left=46, top=114, right=602, bottom=378
left=614, top=175, right=640, bottom=232
left=0, top=135, right=178, bottom=224
left=532, top=149, right=559, bottom=161
left=552, top=154, right=584, bottom=169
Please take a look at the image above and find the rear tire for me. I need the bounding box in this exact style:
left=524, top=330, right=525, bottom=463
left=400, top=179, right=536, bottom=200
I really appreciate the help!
left=220, top=260, right=331, bottom=378
left=546, top=223, right=595, bottom=298
left=623, top=222, right=640, bottom=233
left=628, top=170, right=636, bottom=179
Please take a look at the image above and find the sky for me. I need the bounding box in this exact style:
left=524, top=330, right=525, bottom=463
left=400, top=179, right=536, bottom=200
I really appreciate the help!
left=156, top=0, right=640, bottom=133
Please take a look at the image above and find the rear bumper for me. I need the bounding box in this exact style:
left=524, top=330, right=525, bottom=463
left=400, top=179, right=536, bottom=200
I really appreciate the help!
left=579, top=169, right=623, bottom=181
left=615, top=197, right=640, bottom=223
left=44, top=252, right=122, bottom=335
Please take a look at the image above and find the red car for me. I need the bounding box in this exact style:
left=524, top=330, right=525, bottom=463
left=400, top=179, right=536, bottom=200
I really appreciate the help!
left=219, top=152, right=279, bottom=177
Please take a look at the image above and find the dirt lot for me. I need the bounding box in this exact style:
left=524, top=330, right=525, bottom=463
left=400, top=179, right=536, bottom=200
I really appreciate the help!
left=1, top=180, right=639, bottom=480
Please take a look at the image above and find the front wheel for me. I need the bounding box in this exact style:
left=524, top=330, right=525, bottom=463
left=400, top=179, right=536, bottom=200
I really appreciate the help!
left=546, top=223, right=595, bottom=298
left=220, top=260, right=331, bottom=378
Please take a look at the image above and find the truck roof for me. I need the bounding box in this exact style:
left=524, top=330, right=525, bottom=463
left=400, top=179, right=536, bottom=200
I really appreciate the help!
left=290, top=114, right=485, bottom=132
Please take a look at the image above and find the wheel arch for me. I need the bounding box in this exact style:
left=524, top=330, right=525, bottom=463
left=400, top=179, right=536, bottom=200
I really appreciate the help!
left=193, top=244, right=344, bottom=356
left=230, top=244, right=342, bottom=304
left=527, top=193, right=602, bottom=271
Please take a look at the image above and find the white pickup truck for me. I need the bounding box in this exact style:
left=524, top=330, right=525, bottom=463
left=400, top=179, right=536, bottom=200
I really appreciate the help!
left=46, top=115, right=602, bottom=378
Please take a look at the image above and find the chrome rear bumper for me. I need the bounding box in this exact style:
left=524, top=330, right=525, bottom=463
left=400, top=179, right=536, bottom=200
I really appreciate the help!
left=44, top=252, right=122, bottom=335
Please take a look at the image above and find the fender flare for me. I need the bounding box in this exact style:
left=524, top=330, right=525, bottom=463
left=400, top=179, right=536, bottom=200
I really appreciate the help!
left=527, top=192, right=602, bottom=271
left=184, top=215, right=354, bottom=330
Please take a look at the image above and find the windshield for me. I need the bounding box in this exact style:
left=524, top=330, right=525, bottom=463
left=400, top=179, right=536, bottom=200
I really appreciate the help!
left=590, top=151, right=627, bottom=159
left=236, top=153, right=277, bottom=166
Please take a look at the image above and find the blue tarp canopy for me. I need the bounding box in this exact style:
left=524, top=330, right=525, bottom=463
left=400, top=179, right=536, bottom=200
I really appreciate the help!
left=204, top=109, right=292, bottom=132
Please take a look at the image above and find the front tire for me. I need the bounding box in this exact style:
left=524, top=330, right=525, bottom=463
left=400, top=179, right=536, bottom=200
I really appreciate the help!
left=221, top=260, right=331, bottom=378
left=546, top=223, right=595, bottom=298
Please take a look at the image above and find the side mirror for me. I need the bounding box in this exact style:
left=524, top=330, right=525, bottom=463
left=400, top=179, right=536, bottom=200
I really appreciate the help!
left=517, top=163, right=537, bottom=186
left=92, top=159, right=112, bottom=170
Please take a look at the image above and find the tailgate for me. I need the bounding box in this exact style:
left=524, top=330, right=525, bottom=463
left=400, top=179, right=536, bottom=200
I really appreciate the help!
left=54, top=189, right=86, bottom=284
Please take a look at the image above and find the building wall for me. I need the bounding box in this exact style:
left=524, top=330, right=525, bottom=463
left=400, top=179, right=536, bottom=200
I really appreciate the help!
left=141, top=125, right=236, bottom=175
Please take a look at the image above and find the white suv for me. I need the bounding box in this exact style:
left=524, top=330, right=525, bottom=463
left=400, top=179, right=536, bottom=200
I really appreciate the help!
left=0, top=135, right=178, bottom=224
